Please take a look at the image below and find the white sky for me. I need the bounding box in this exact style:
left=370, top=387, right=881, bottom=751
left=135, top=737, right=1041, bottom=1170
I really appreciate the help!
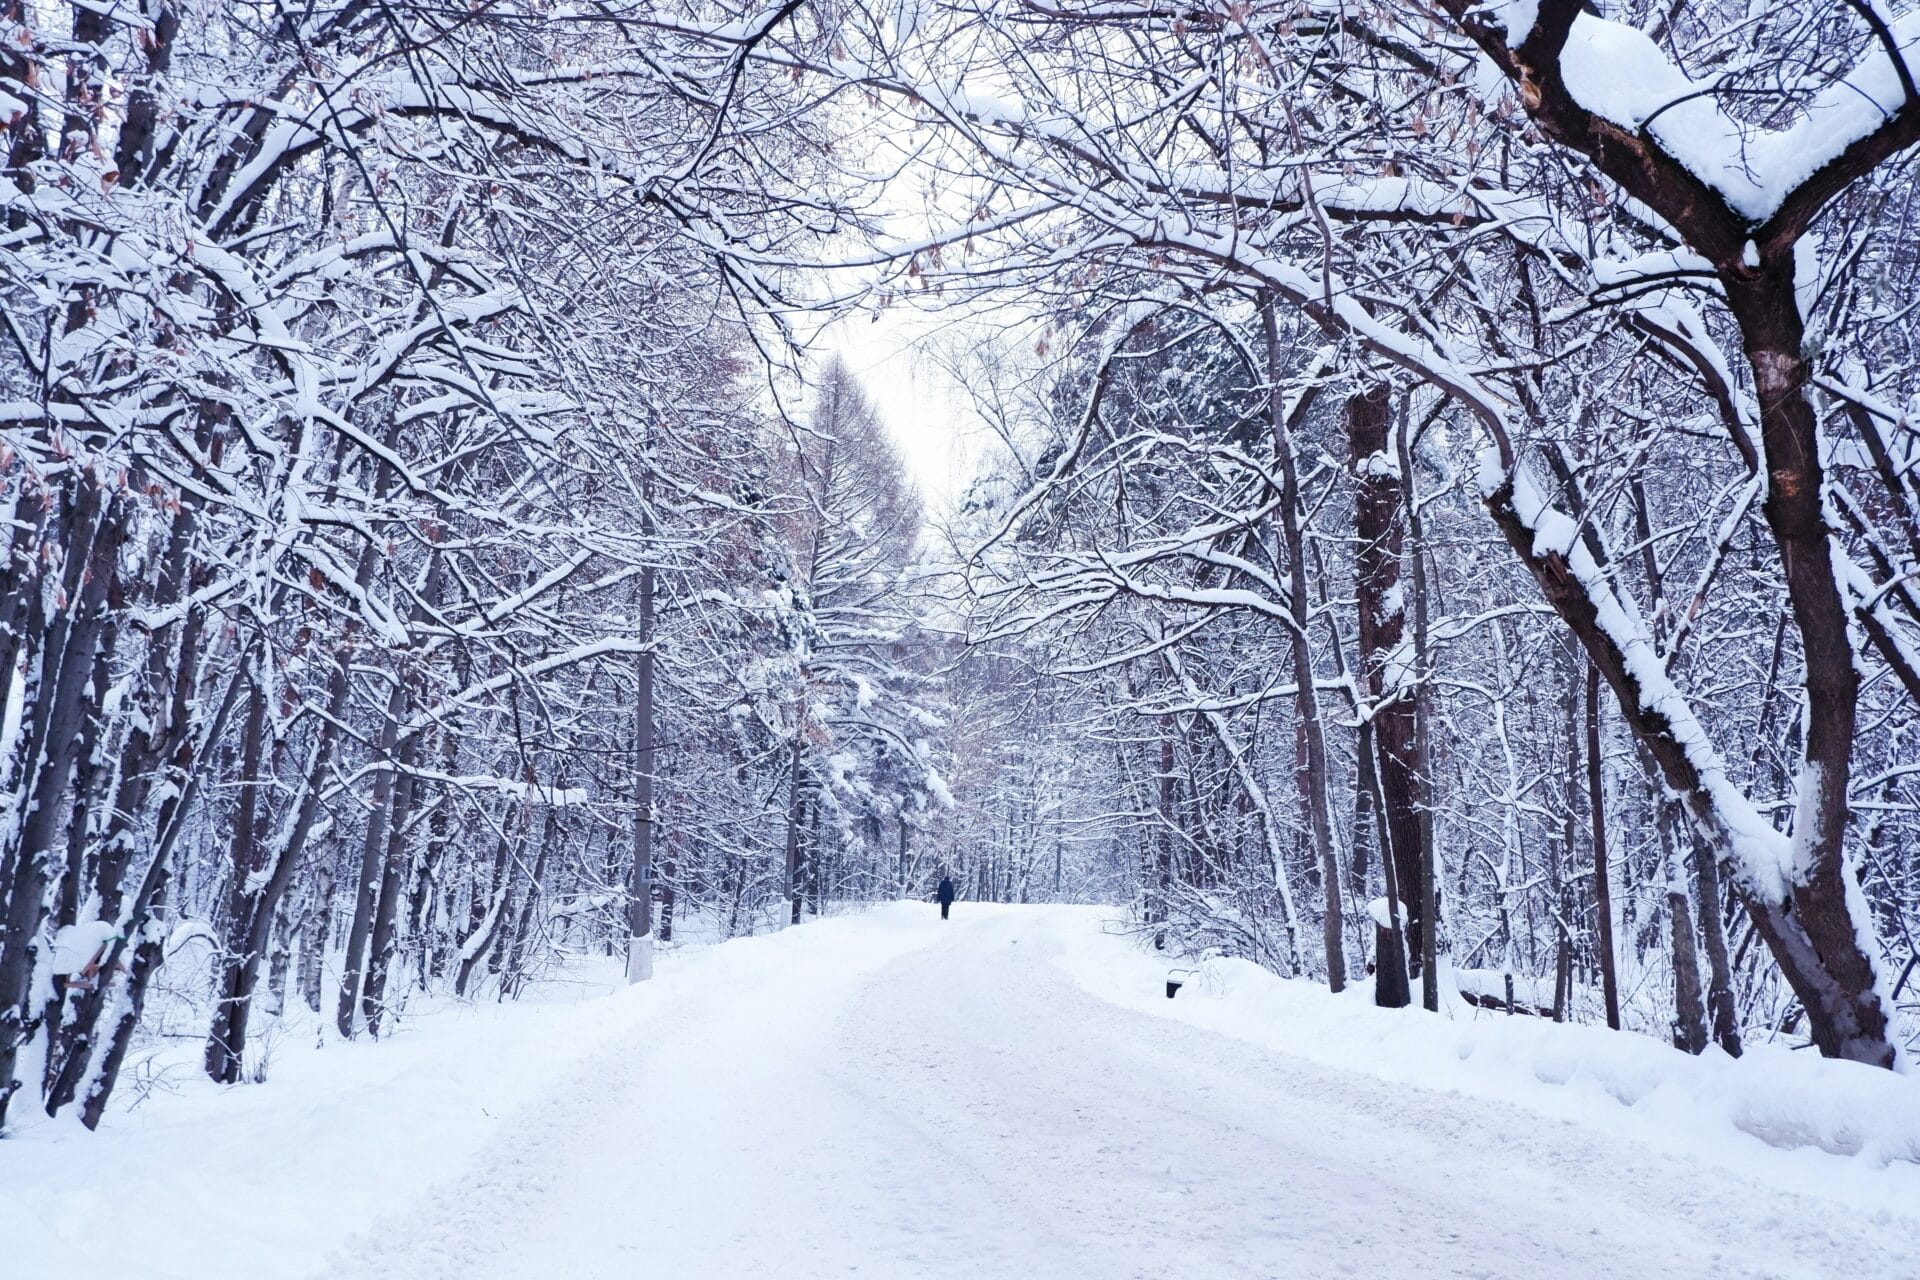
left=808, top=304, right=985, bottom=514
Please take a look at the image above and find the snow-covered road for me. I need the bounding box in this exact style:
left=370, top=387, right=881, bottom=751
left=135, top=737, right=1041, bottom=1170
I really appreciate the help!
left=316, top=905, right=1920, bottom=1280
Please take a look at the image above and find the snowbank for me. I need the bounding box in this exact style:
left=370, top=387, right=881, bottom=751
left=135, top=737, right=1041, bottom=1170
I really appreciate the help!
left=1047, top=913, right=1920, bottom=1214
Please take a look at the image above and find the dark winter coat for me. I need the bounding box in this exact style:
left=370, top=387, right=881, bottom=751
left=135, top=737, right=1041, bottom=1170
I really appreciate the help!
left=936, top=877, right=956, bottom=906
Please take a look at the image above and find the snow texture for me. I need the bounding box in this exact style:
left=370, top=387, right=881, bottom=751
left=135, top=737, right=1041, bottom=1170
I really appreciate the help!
left=1558, top=12, right=1920, bottom=223
left=7, top=906, right=1920, bottom=1279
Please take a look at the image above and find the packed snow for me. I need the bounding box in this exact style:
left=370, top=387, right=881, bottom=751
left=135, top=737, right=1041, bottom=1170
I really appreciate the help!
left=8, top=904, right=1920, bottom=1280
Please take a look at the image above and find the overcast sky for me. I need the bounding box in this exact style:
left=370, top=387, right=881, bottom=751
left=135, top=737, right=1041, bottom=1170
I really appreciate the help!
left=806, top=304, right=984, bottom=513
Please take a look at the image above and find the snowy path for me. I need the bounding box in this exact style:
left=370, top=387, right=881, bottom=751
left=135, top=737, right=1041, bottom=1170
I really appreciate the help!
left=318, top=905, right=1920, bottom=1280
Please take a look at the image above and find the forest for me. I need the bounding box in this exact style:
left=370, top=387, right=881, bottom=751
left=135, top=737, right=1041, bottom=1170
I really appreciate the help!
left=3, top=0, right=1920, bottom=1164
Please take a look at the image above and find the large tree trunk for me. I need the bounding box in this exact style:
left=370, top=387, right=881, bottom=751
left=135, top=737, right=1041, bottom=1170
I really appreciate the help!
left=1450, top=0, right=1899, bottom=1067
left=1728, top=275, right=1889, bottom=1065
left=1486, top=475, right=1893, bottom=1064
left=1347, top=382, right=1420, bottom=1005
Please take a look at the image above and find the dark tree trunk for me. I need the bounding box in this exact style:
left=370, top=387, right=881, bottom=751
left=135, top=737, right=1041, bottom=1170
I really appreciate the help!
left=1348, top=383, right=1423, bottom=998
left=1451, top=0, right=1899, bottom=1066
left=205, top=665, right=272, bottom=1081
left=336, top=681, right=407, bottom=1038
left=0, top=477, right=121, bottom=1129
left=1667, top=857, right=1709, bottom=1055
left=1587, top=663, right=1622, bottom=1030
left=784, top=739, right=805, bottom=927
left=362, top=736, right=419, bottom=1037
left=1692, top=833, right=1743, bottom=1057
left=1393, top=412, right=1442, bottom=1011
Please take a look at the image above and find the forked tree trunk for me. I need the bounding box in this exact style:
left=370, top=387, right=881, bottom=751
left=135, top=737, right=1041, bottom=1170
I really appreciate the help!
left=1451, top=0, right=1899, bottom=1067
left=1486, top=483, right=1891, bottom=1064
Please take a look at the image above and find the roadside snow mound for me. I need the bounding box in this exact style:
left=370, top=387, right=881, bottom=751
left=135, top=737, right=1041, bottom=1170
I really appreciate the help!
left=1045, top=912, right=1920, bottom=1207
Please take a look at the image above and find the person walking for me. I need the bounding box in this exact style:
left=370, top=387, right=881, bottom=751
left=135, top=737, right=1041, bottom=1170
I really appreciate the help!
left=936, top=873, right=956, bottom=921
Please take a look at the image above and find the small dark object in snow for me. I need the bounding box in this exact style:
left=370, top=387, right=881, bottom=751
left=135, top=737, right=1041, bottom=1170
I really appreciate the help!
left=1165, top=979, right=1183, bottom=998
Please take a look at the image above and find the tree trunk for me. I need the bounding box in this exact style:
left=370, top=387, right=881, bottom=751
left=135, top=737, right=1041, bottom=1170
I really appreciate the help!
left=1461, top=9, right=1898, bottom=1066
left=1264, top=300, right=1344, bottom=991
left=205, top=663, right=272, bottom=1081
left=627, top=553, right=657, bottom=981
left=0, top=476, right=120, bottom=1129
left=1587, top=662, right=1622, bottom=1030
left=1149, top=716, right=1174, bottom=948
left=1395, top=403, right=1441, bottom=1010
left=455, top=821, right=517, bottom=998
left=51, top=668, right=245, bottom=1122
left=362, top=734, right=419, bottom=1037
left=501, top=804, right=557, bottom=999
left=1348, top=382, right=1421, bottom=1001
left=784, top=738, right=805, bottom=927
left=1486, top=466, right=1890, bottom=1063
left=1692, top=832, right=1742, bottom=1057
left=1666, top=828, right=1709, bottom=1054
left=336, top=680, right=407, bottom=1038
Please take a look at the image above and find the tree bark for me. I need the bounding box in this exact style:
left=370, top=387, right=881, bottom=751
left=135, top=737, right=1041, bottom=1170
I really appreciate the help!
left=1486, top=480, right=1890, bottom=1063
left=1396, top=406, right=1441, bottom=1011
left=1347, top=382, right=1422, bottom=1002
left=1693, top=833, right=1743, bottom=1057
left=204, top=661, right=272, bottom=1081
left=1666, top=822, right=1710, bottom=1054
